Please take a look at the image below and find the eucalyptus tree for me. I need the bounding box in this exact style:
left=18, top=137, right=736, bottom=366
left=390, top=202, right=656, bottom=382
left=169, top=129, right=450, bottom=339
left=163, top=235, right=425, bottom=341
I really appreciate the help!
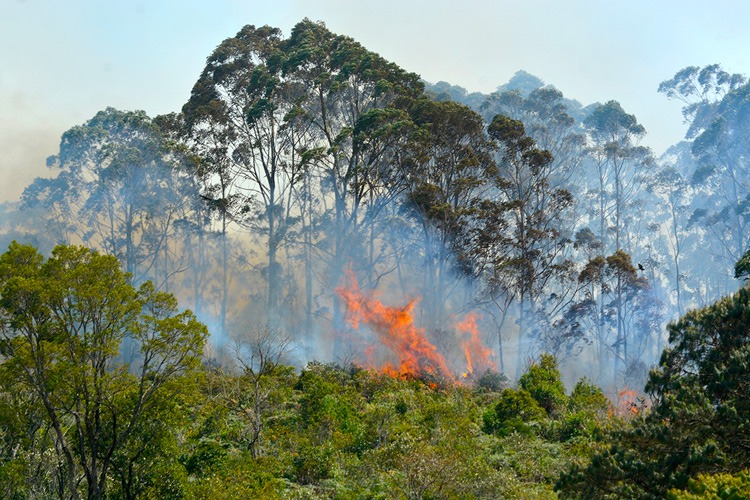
left=281, top=19, right=424, bottom=351
left=583, top=100, right=653, bottom=254
left=152, top=112, right=223, bottom=321
left=0, top=243, right=207, bottom=499
left=605, top=250, right=659, bottom=384
left=423, top=80, right=487, bottom=109
left=182, top=25, right=306, bottom=328
left=480, top=87, right=587, bottom=333
left=659, top=65, right=750, bottom=298
left=401, top=99, right=494, bottom=332
left=481, top=87, right=587, bottom=193
left=564, top=249, right=654, bottom=384
left=481, top=115, right=575, bottom=375
left=21, top=108, right=200, bottom=286
left=575, top=102, right=659, bottom=381
left=650, top=165, right=693, bottom=317
left=658, top=64, right=746, bottom=140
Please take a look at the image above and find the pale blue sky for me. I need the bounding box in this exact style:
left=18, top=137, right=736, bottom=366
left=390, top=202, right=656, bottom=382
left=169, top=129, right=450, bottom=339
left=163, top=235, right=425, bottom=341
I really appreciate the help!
left=2, top=0, right=749, bottom=202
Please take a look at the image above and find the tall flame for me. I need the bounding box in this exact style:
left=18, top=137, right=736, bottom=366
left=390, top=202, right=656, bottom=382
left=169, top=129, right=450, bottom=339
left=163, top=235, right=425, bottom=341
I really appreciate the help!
left=456, top=312, right=496, bottom=377
left=335, top=270, right=453, bottom=381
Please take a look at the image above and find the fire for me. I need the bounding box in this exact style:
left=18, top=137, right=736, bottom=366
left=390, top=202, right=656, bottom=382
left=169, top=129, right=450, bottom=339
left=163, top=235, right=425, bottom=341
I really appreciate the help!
left=335, top=271, right=453, bottom=381
left=456, top=312, right=495, bottom=377
left=617, top=387, right=646, bottom=416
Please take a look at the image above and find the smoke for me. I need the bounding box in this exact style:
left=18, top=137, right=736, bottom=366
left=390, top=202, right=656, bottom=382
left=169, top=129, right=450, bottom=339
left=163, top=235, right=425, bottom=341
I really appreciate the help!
left=3, top=107, right=740, bottom=400
left=4, top=13, right=747, bottom=399
left=1, top=105, right=661, bottom=394
left=0, top=119, right=59, bottom=203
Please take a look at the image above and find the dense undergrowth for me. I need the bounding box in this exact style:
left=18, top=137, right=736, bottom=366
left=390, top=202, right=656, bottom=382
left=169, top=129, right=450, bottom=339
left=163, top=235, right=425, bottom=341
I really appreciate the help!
left=1, top=243, right=750, bottom=498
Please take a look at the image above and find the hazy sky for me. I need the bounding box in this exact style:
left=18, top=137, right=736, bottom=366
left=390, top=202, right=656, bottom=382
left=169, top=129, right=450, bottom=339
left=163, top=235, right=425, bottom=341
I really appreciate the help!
left=2, top=0, right=749, bottom=203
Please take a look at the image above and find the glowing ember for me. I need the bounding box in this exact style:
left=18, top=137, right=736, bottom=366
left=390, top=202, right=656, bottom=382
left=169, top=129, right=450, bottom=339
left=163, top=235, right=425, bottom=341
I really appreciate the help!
left=336, top=271, right=453, bottom=381
left=456, top=312, right=495, bottom=377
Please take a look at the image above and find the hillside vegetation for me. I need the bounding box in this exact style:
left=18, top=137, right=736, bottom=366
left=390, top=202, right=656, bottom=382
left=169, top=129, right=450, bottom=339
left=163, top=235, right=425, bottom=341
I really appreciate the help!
left=2, top=19, right=750, bottom=498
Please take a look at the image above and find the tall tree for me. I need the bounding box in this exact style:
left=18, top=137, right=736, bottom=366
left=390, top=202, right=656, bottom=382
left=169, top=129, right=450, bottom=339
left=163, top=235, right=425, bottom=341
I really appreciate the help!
left=154, top=111, right=237, bottom=330
left=483, top=115, right=574, bottom=376
left=282, top=19, right=423, bottom=355
left=22, top=108, right=199, bottom=285
left=583, top=100, right=653, bottom=253
left=567, top=249, right=655, bottom=384
left=660, top=65, right=750, bottom=297
left=651, top=166, right=692, bottom=317
left=182, top=25, right=313, bottom=328
left=0, top=243, right=206, bottom=499
left=481, top=87, right=587, bottom=193
left=401, top=99, right=493, bottom=332
left=465, top=84, right=589, bottom=368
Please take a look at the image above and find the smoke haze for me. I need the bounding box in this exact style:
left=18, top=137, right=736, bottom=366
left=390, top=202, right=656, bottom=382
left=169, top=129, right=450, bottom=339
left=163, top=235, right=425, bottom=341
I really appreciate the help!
left=0, top=2, right=745, bottom=394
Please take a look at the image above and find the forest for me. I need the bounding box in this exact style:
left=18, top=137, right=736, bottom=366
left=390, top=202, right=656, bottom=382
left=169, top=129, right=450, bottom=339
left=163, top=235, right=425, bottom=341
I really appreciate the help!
left=0, top=19, right=749, bottom=498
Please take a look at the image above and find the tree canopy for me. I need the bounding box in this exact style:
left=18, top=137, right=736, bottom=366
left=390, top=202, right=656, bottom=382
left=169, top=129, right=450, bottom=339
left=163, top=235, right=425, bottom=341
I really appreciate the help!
left=0, top=242, right=207, bottom=499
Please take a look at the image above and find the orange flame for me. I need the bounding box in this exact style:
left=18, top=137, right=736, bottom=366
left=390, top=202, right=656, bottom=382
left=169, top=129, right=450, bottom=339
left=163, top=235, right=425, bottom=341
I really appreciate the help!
left=456, top=312, right=496, bottom=377
left=335, top=271, right=453, bottom=381
left=617, top=388, right=645, bottom=416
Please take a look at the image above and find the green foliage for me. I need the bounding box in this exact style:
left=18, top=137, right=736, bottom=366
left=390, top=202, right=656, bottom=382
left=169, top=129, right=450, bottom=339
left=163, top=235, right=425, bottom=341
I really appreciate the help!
left=182, top=439, right=228, bottom=477
left=568, top=378, right=610, bottom=414
left=0, top=242, right=207, bottom=499
left=289, top=441, right=334, bottom=485
left=186, top=453, right=284, bottom=499
left=557, top=283, right=750, bottom=498
left=519, top=354, right=569, bottom=415
left=584, top=100, right=645, bottom=139
left=0, top=296, right=623, bottom=499
left=667, top=469, right=750, bottom=499
left=559, top=378, right=612, bottom=442
left=483, top=388, right=546, bottom=437
left=736, top=247, right=750, bottom=281
left=11, top=16, right=750, bottom=499
left=475, top=368, right=509, bottom=392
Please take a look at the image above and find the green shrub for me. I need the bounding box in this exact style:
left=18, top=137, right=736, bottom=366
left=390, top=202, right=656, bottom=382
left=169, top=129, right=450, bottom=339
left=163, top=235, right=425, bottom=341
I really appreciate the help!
left=182, top=439, right=227, bottom=477
left=289, top=442, right=334, bottom=485
left=667, top=469, right=750, bottom=499
left=557, top=284, right=750, bottom=498
left=475, top=369, right=509, bottom=393
left=559, top=411, right=602, bottom=442
left=560, top=378, right=611, bottom=442
left=483, top=388, right=546, bottom=437
left=568, top=377, right=610, bottom=414
left=519, top=354, right=568, bottom=416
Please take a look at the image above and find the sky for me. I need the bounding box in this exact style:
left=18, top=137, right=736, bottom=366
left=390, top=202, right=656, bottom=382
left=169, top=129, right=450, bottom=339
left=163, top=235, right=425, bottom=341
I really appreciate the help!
left=2, top=0, right=749, bottom=203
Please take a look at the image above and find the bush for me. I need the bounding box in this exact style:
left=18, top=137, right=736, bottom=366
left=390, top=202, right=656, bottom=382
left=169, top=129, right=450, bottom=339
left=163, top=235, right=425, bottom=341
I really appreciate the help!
left=483, top=388, right=547, bottom=437
left=559, top=411, right=602, bottom=442
left=568, top=378, right=610, bottom=414
left=557, top=284, right=750, bottom=498
left=519, top=354, right=568, bottom=416
left=667, top=469, right=750, bottom=499
left=289, top=442, right=334, bottom=485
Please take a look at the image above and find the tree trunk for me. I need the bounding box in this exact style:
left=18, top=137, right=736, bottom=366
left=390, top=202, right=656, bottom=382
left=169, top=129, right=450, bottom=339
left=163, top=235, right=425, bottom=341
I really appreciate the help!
left=516, top=297, right=526, bottom=380
left=221, top=212, right=228, bottom=336
left=304, top=180, right=314, bottom=358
